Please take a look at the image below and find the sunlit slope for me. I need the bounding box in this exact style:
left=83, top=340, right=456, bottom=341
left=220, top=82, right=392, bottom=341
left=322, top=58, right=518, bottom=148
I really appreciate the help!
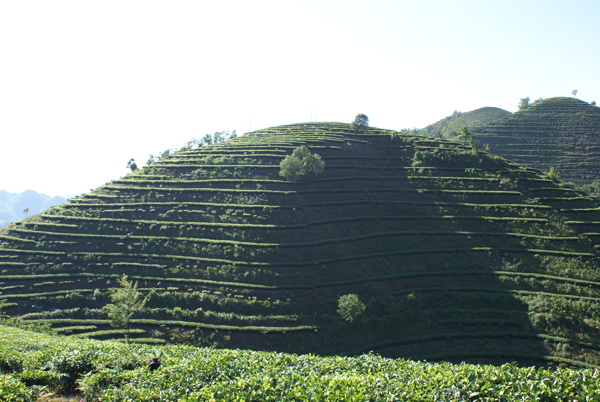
left=420, top=107, right=511, bottom=140
left=2, top=325, right=599, bottom=401
left=472, top=97, right=600, bottom=185
left=1, top=122, right=600, bottom=367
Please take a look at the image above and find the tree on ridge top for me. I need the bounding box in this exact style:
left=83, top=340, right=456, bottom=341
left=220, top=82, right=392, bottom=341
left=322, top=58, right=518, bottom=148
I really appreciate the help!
left=351, top=114, right=369, bottom=133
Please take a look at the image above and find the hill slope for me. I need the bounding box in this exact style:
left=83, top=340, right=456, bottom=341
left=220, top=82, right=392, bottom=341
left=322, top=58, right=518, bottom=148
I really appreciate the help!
left=472, top=97, right=600, bottom=186
left=420, top=107, right=511, bottom=140
left=1, top=122, right=600, bottom=367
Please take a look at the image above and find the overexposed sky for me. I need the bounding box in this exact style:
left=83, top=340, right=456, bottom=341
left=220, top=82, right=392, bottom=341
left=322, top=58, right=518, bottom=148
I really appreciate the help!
left=2, top=0, right=600, bottom=196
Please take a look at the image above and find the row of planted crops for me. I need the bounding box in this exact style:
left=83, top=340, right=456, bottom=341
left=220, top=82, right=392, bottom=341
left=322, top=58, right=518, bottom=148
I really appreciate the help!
left=0, top=327, right=600, bottom=402
left=1, top=325, right=600, bottom=401
left=1, top=122, right=600, bottom=366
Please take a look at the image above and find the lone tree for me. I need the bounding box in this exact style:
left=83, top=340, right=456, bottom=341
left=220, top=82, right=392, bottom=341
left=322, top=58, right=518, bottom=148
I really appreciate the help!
left=103, top=274, right=148, bottom=342
left=547, top=167, right=560, bottom=182
left=351, top=114, right=369, bottom=133
left=518, top=97, right=530, bottom=111
left=337, top=293, right=366, bottom=323
left=457, top=126, right=473, bottom=146
left=126, top=158, right=138, bottom=172
left=279, top=145, right=325, bottom=182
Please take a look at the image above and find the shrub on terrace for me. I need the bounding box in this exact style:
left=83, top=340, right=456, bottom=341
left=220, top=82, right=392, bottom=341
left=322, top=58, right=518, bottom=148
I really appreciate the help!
left=547, top=167, right=560, bottom=182
left=337, top=293, right=366, bottom=323
left=279, top=146, right=325, bottom=182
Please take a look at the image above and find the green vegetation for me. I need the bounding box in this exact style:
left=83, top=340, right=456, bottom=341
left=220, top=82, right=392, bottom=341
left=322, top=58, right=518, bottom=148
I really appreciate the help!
left=518, top=97, right=531, bottom=111
left=1, top=121, right=600, bottom=368
left=351, top=113, right=369, bottom=133
left=457, top=126, right=473, bottom=146
left=420, top=107, right=510, bottom=140
left=103, top=274, right=148, bottom=341
left=126, top=158, right=138, bottom=172
left=279, top=145, right=325, bottom=182
left=471, top=97, right=600, bottom=186
left=547, top=167, right=560, bottom=182
left=337, top=293, right=365, bottom=323
left=2, top=326, right=599, bottom=401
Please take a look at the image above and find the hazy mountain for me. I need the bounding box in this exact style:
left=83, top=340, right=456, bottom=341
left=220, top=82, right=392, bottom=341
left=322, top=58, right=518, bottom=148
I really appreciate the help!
left=0, top=189, right=67, bottom=228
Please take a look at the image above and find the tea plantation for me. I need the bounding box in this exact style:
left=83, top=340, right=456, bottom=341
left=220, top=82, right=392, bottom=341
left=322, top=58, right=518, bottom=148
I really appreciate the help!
left=1, top=325, right=599, bottom=401
left=420, top=107, right=511, bottom=141
left=1, top=122, right=600, bottom=370
left=471, top=97, right=600, bottom=186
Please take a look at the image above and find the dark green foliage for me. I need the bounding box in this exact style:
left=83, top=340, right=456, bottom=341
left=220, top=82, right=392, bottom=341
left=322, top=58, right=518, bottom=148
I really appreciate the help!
left=457, top=126, right=473, bottom=146
left=126, top=158, right=138, bottom=172
left=279, top=145, right=325, bottom=182
left=519, top=96, right=531, bottom=110
left=350, top=113, right=369, bottom=133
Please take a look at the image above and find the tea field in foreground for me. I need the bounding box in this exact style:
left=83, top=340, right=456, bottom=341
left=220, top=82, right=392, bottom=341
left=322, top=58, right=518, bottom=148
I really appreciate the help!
left=1, top=326, right=599, bottom=401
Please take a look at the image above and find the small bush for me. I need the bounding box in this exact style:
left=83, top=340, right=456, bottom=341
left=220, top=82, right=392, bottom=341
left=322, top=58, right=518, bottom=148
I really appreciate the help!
left=337, top=294, right=366, bottom=323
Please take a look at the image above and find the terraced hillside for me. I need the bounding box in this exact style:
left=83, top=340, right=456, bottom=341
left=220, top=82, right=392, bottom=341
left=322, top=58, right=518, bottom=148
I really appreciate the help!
left=472, top=97, right=600, bottom=186
left=420, top=107, right=511, bottom=140
left=1, top=122, right=600, bottom=367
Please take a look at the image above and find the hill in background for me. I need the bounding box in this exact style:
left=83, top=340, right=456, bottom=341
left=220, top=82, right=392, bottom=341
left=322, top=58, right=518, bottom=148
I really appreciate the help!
left=1, top=122, right=600, bottom=367
left=419, top=107, right=511, bottom=140
left=0, top=190, right=67, bottom=229
left=471, top=97, right=600, bottom=186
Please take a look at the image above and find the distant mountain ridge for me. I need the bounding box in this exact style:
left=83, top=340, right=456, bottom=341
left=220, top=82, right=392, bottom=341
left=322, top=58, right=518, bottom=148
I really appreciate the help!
left=0, top=190, right=67, bottom=228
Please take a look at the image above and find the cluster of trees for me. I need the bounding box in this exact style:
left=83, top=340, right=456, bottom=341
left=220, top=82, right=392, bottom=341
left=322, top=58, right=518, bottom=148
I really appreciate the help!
left=128, top=131, right=238, bottom=172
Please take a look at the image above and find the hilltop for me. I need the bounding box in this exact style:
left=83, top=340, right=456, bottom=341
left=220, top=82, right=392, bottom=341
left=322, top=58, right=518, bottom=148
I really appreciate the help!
left=420, top=107, right=511, bottom=140
left=1, top=122, right=600, bottom=367
left=471, top=97, right=600, bottom=186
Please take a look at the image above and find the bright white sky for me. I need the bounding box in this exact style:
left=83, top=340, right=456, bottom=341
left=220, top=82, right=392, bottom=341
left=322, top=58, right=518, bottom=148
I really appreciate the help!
left=2, top=0, right=600, bottom=196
